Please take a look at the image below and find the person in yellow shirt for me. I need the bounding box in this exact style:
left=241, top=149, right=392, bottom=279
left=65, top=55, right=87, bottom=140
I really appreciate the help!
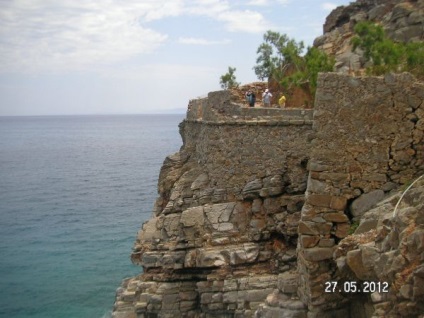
left=278, top=94, right=286, bottom=108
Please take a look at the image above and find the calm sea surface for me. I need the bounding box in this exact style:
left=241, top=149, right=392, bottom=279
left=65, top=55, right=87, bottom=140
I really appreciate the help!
left=0, top=114, right=184, bottom=318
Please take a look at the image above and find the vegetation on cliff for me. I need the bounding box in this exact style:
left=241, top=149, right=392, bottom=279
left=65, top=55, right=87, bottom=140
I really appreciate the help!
left=219, top=66, right=240, bottom=90
left=253, top=30, right=334, bottom=95
left=352, top=21, right=424, bottom=79
left=219, top=30, right=334, bottom=104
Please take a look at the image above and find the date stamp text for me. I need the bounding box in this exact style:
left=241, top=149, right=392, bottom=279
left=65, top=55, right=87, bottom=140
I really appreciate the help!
left=324, top=281, right=389, bottom=293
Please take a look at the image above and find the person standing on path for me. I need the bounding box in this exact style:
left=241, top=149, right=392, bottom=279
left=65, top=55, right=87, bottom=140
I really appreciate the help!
left=250, top=91, right=256, bottom=107
left=278, top=94, right=286, bottom=108
left=245, top=90, right=256, bottom=107
left=262, top=89, right=272, bottom=107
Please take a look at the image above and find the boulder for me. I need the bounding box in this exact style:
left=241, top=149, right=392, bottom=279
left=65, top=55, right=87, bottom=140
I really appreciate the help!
left=350, top=190, right=385, bottom=218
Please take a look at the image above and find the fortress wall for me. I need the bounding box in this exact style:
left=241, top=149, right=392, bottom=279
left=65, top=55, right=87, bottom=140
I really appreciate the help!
left=297, top=72, right=424, bottom=315
left=113, top=73, right=424, bottom=318
left=114, top=93, right=315, bottom=318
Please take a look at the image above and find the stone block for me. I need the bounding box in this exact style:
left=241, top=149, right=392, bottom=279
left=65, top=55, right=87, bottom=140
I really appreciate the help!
left=245, top=289, right=274, bottom=302
left=323, top=212, right=349, bottom=223
left=298, top=221, right=332, bottom=235
left=218, top=222, right=234, bottom=231
left=318, top=238, right=335, bottom=247
left=156, top=283, right=181, bottom=295
left=252, top=199, right=262, bottom=213
left=355, top=219, right=378, bottom=234
left=250, top=219, right=266, bottom=231
left=139, top=218, right=160, bottom=242
left=360, top=242, right=379, bottom=272
left=346, top=249, right=370, bottom=280
left=300, top=235, right=320, bottom=248
left=190, top=172, right=209, bottom=190
left=200, top=293, right=213, bottom=304
left=302, top=247, right=334, bottom=261
left=307, top=177, right=328, bottom=194
left=223, top=291, right=238, bottom=303
left=320, top=172, right=350, bottom=183
left=242, top=179, right=263, bottom=199
left=211, top=292, right=223, bottom=303
left=330, top=196, right=347, bottom=211
left=179, top=291, right=197, bottom=301
left=309, top=161, right=331, bottom=172
left=278, top=271, right=299, bottom=294
left=399, top=285, right=413, bottom=300
left=197, top=249, right=227, bottom=267
left=162, top=213, right=181, bottom=237
left=180, top=300, right=197, bottom=311
left=229, top=243, right=260, bottom=265
left=162, top=294, right=180, bottom=310
left=335, top=222, right=350, bottom=238
left=142, top=252, right=160, bottom=268
left=205, top=203, right=235, bottom=227
left=350, top=190, right=385, bottom=218
left=308, top=194, right=332, bottom=208
left=180, top=206, right=204, bottom=228
left=298, top=221, right=318, bottom=235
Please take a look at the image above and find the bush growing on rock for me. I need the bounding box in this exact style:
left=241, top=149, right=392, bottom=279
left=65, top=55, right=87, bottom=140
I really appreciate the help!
left=253, top=30, right=334, bottom=96
left=351, top=21, right=424, bottom=79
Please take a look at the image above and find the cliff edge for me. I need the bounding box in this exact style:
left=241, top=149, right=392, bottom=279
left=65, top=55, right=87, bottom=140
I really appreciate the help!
left=112, top=72, right=424, bottom=318
left=113, top=93, right=314, bottom=318
left=111, top=0, right=424, bottom=316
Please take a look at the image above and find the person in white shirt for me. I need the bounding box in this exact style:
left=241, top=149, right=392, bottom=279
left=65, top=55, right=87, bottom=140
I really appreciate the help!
left=262, top=89, right=272, bottom=107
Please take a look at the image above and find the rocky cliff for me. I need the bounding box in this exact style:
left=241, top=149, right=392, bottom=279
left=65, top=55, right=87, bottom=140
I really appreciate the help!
left=111, top=1, right=424, bottom=317
left=112, top=72, right=424, bottom=318
left=315, top=0, right=424, bottom=74
left=113, top=92, right=314, bottom=318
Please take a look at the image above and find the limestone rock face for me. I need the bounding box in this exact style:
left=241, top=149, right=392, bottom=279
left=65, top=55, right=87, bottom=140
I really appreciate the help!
left=295, top=72, right=424, bottom=316
left=113, top=91, right=313, bottom=318
left=334, top=180, right=424, bottom=317
left=110, top=72, right=424, bottom=318
left=316, top=0, right=424, bottom=74
left=112, top=72, right=424, bottom=317
left=110, top=1, right=424, bottom=314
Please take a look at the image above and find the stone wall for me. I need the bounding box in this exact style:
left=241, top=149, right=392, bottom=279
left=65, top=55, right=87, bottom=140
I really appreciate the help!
left=186, top=90, right=313, bottom=122
left=112, top=73, right=424, bottom=318
left=113, top=92, right=314, bottom=318
left=295, top=72, right=424, bottom=316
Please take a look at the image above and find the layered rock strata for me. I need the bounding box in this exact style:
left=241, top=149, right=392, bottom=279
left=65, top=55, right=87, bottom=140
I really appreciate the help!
left=334, top=179, right=424, bottom=317
left=113, top=72, right=424, bottom=318
left=293, top=72, right=424, bottom=317
left=315, top=0, right=424, bottom=74
left=113, top=91, right=314, bottom=318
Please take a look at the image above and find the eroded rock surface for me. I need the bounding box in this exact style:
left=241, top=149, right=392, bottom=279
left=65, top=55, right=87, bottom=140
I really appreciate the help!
left=316, top=0, right=424, bottom=74
left=334, top=180, right=424, bottom=317
left=113, top=71, right=423, bottom=318
left=113, top=91, right=313, bottom=318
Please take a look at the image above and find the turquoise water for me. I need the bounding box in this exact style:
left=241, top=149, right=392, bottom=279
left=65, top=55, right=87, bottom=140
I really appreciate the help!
left=0, top=115, right=184, bottom=318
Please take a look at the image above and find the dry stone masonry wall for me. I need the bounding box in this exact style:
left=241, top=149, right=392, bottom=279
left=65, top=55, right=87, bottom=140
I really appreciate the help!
left=113, top=91, right=314, bottom=318
left=295, top=72, right=424, bottom=317
left=112, top=73, right=424, bottom=318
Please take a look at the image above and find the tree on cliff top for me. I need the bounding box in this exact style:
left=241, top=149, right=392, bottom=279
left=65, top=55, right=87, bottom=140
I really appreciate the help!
left=220, top=66, right=240, bottom=90
left=253, top=30, right=334, bottom=95
left=351, top=21, right=424, bottom=79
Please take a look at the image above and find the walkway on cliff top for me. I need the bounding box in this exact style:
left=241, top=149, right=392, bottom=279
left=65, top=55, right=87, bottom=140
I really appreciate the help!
left=186, top=90, right=314, bottom=126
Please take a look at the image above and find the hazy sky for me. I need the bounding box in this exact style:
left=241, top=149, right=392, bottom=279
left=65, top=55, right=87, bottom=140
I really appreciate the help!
left=0, top=0, right=351, bottom=116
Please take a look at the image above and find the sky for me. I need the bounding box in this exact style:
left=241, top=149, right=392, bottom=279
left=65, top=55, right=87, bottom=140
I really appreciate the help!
left=0, top=0, right=352, bottom=116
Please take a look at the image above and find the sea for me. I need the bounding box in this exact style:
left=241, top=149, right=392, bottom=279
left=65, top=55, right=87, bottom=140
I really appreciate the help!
left=0, top=114, right=185, bottom=318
